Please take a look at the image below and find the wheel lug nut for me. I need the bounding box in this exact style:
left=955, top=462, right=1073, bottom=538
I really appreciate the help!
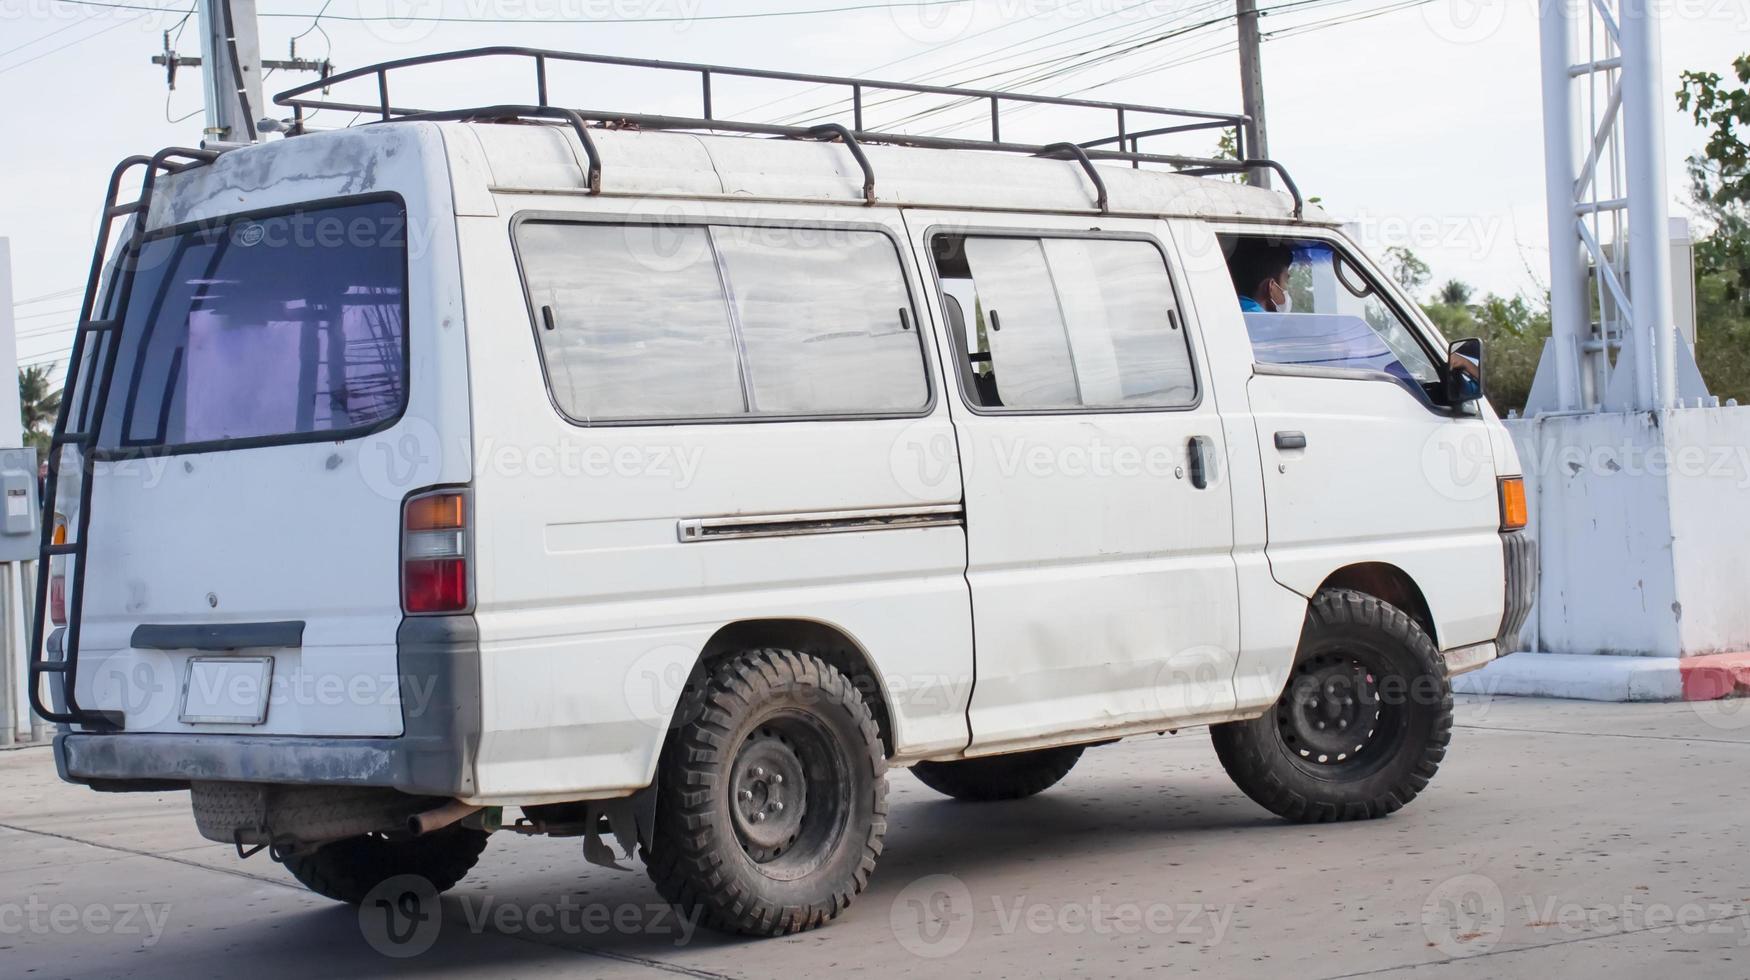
left=771, top=801, right=785, bottom=813
left=751, top=812, right=765, bottom=823
left=752, top=767, right=766, bottom=779
left=1309, top=698, right=1319, bottom=708
left=771, top=773, right=784, bottom=785
left=1315, top=721, right=1326, bottom=730
left=738, top=789, right=753, bottom=802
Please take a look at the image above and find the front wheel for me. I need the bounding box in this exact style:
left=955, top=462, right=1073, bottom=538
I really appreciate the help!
left=645, top=648, right=887, bottom=937
left=1212, top=589, right=1452, bottom=823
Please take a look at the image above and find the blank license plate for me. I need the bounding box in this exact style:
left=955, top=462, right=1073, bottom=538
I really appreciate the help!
left=180, top=657, right=274, bottom=725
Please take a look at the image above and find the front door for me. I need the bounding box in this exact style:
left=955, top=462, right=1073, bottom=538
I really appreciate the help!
left=903, top=210, right=1241, bottom=756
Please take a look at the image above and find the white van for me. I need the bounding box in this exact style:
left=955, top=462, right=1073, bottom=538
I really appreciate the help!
left=36, top=50, right=1535, bottom=937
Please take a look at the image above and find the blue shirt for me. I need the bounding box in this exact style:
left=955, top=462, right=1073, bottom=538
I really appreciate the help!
left=1238, top=295, right=1264, bottom=312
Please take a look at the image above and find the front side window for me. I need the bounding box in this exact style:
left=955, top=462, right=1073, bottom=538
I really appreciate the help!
left=930, top=234, right=1196, bottom=411
left=99, top=198, right=409, bottom=451
left=517, top=221, right=929, bottom=422
left=1222, top=235, right=1441, bottom=387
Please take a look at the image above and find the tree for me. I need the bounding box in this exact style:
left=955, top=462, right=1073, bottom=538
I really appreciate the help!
left=1383, top=246, right=1431, bottom=296
left=1677, top=54, right=1750, bottom=402
left=18, top=365, right=59, bottom=456
left=1422, top=280, right=1549, bottom=414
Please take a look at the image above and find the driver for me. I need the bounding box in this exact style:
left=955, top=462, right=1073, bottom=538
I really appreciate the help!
left=1228, top=241, right=1295, bottom=313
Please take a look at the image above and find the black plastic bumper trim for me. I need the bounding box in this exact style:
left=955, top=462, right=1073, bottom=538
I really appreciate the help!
left=131, top=620, right=305, bottom=651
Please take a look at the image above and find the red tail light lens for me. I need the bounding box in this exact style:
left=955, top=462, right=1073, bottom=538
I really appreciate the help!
left=402, top=489, right=470, bottom=614
left=404, top=557, right=468, bottom=614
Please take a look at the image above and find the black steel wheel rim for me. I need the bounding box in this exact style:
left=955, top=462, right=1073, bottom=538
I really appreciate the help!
left=727, top=710, right=850, bottom=880
left=1276, top=649, right=1401, bottom=777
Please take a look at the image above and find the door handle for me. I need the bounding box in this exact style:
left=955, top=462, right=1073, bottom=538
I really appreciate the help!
left=1274, top=430, right=1307, bottom=450
left=1186, top=436, right=1211, bottom=490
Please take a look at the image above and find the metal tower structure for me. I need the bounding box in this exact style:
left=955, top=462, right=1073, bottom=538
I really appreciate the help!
left=1529, top=0, right=1706, bottom=414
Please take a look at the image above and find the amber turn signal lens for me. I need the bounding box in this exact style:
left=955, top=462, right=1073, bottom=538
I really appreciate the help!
left=1499, top=476, right=1528, bottom=531
left=405, top=492, right=465, bottom=531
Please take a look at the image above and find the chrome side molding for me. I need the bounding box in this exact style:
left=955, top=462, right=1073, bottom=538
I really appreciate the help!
left=678, top=504, right=964, bottom=543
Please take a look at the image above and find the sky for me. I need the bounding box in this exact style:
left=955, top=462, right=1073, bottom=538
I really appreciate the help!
left=1, top=0, right=1746, bottom=373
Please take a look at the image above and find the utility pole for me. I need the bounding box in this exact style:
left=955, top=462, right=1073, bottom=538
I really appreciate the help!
left=196, top=0, right=264, bottom=145
left=0, top=240, right=14, bottom=745
left=1236, top=0, right=1271, bottom=187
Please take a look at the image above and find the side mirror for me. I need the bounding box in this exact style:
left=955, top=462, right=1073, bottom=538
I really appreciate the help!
left=1446, top=337, right=1484, bottom=406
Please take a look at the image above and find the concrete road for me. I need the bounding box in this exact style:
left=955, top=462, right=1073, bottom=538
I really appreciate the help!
left=5, top=694, right=1750, bottom=979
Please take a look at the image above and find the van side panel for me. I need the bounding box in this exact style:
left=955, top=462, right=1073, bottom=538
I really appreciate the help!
left=459, top=198, right=975, bottom=804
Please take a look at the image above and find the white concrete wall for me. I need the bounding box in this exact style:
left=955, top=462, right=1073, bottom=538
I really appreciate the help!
left=1663, top=408, right=1750, bottom=654
left=1507, top=406, right=1750, bottom=658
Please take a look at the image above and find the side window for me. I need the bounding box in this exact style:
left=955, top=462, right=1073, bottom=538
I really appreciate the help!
left=930, top=233, right=1196, bottom=411
left=1222, top=235, right=1441, bottom=387
left=518, top=223, right=745, bottom=421
left=712, top=228, right=927, bottom=415
left=517, top=221, right=929, bottom=422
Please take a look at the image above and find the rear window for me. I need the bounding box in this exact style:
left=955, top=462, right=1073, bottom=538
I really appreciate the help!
left=96, top=197, right=409, bottom=452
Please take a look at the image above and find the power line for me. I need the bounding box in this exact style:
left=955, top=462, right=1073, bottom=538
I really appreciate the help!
left=0, top=7, right=158, bottom=74
left=765, top=0, right=1216, bottom=125
left=11, top=288, right=82, bottom=306
left=0, top=7, right=105, bottom=60
left=51, top=0, right=983, bottom=25
left=888, top=0, right=1392, bottom=137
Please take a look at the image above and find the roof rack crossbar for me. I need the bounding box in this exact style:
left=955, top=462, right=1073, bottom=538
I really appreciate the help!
left=273, top=47, right=1303, bottom=218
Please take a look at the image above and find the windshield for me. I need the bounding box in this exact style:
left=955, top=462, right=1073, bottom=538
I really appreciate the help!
left=94, top=197, right=409, bottom=453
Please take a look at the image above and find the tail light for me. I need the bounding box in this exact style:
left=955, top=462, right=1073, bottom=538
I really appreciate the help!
left=1499, top=476, right=1528, bottom=531
left=48, top=514, right=67, bottom=626
left=402, top=488, right=470, bottom=614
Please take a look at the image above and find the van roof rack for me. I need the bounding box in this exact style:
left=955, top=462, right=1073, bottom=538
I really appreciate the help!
left=273, top=46, right=1302, bottom=218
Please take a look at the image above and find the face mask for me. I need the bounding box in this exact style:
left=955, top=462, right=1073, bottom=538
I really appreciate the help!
left=1267, top=278, right=1292, bottom=313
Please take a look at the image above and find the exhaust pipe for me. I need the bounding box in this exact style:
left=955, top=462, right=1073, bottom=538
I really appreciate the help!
left=408, top=799, right=484, bottom=836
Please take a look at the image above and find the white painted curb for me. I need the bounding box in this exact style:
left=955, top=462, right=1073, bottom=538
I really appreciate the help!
left=1452, top=652, right=1685, bottom=702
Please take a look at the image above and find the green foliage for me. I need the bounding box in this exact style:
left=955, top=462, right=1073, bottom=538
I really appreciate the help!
left=1678, top=55, right=1750, bottom=208
left=18, top=365, right=58, bottom=456
left=1383, top=246, right=1431, bottom=296
left=1422, top=290, right=1549, bottom=415
left=1678, top=54, right=1750, bottom=400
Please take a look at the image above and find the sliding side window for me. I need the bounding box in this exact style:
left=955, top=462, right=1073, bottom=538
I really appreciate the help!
left=930, top=234, right=1196, bottom=411
left=518, top=221, right=928, bottom=422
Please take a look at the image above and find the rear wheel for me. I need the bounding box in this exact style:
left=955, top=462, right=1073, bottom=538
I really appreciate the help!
left=281, top=825, right=489, bottom=904
left=645, top=648, right=886, bottom=937
left=911, top=746, right=1084, bottom=802
left=1211, top=588, right=1452, bottom=822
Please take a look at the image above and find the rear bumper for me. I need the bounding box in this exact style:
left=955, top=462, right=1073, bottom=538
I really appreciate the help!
left=54, top=615, right=481, bottom=797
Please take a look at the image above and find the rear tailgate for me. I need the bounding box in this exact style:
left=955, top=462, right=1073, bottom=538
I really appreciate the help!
left=52, top=125, right=474, bottom=738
